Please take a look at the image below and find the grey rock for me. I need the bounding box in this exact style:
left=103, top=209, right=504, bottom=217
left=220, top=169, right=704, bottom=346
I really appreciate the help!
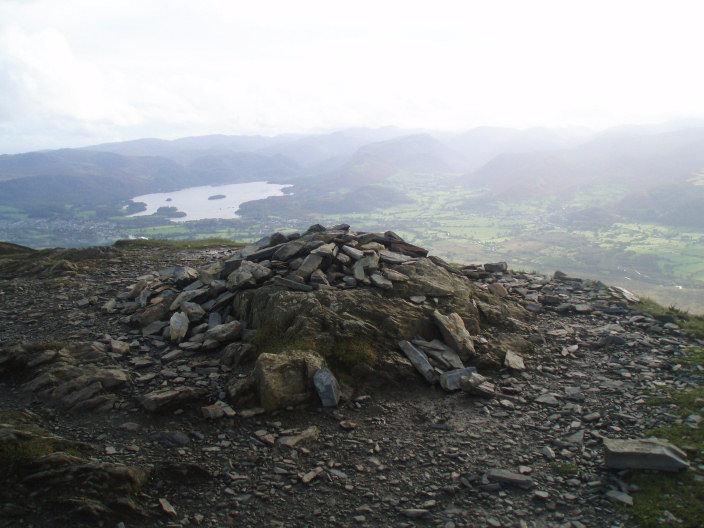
left=294, top=254, right=324, bottom=280
left=341, top=245, right=364, bottom=260
left=309, top=268, right=330, bottom=286
left=203, top=321, right=242, bottom=346
left=254, top=350, right=325, bottom=411
left=484, top=262, right=508, bottom=273
left=369, top=272, right=393, bottom=290
left=110, top=339, right=130, bottom=355
left=459, top=372, right=495, bottom=397
left=142, top=320, right=168, bottom=336
left=278, top=425, right=320, bottom=447
left=440, top=367, right=477, bottom=392
left=181, top=301, right=206, bottom=322
left=358, top=252, right=380, bottom=271
left=603, top=437, right=689, bottom=471
left=378, top=249, right=412, bottom=264
left=89, top=368, right=131, bottom=390
left=169, top=312, right=189, bottom=344
left=227, top=269, right=256, bottom=290
left=486, top=468, right=534, bottom=489
left=383, top=268, right=409, bottom=282
left=273, top=276, right=314, bottom=291
left=352, top=259, right=366, bottom=281
left=416, top=339, right=464, bottom=370
left=487, top=283, right=508, bottom=297
left=169, top=289, right=209, bottom=311
left=221, top=257, right=242, bottom=278
left=398, top=340, right=437, bottom=384
left=273, top=240, right=305, bottom=261
left=141, top=387, right=207, bottom=412
left=535, top=393, right=560, bottom=406
left=432, top=310, right=476, bottom=363
left=134, top=301, right=170, bottom=328
left=171, top=265, right=199, bottom=287
left=504, top=350, right=526, bottom=371
left=606, top=489, right=633, bottom=506
left=208, top=312, right=222, bottom=329
left=313, top=367, right=340, bottom=407
left=311, top=242, right=337, bottom=257
left=341, top=276, right=357, bottom=288
left=220, top=342, right=257, bottom=367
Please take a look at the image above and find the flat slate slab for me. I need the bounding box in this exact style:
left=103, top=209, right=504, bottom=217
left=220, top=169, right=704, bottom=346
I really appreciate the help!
left=398, top=340, right=437, bottom=385
left=603, top=437, right=689, bottom=471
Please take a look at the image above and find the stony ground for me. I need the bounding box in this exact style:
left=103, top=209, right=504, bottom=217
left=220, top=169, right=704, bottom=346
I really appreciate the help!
left=0, top=243, right=702, bottom=528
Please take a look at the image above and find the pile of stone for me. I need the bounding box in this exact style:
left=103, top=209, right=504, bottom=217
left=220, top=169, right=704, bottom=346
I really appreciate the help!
left=108, top=223, right=430, bottom=349
left=96, top=223, right=535, bottom=412
left=219, top=222, right=429, bottom=293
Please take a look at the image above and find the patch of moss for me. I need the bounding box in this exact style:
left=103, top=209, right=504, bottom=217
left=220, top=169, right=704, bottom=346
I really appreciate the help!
left=250, top=325, right=377, bottom=378
left=320, top=339, right=378, bottom=372
left=624, top=345, right=704, bottom=527
left=0, top=410, right=85, bottom=481
left=550, top=461, right=579, bottom=476
left=626, top=470, right=704, bottom=528
left=679, top=347, right=704, bottom=366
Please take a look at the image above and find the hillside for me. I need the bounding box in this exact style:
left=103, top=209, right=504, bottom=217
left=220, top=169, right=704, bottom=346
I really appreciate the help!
left=2, top=123, right=704, bottom=314
left=0, top=225, right=702, bottom=527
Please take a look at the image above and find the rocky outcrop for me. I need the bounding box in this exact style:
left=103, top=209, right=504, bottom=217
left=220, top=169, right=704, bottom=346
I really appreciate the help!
left=0, top=417, right=149, bottom=524
left=0, top=342, right=132, bottom=412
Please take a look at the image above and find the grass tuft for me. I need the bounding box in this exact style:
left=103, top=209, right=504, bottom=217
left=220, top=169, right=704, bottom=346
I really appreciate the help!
left=635, top=297, right=704, bottom=338
left=625, top=345, right=704, bottom=527
left=550, top=461, right=580, bottom=476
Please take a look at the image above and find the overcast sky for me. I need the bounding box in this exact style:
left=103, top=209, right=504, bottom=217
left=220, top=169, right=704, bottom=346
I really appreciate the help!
left=1, top=0, right=703, bottom=154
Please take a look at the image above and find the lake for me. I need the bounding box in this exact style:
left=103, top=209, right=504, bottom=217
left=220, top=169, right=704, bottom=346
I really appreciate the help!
left=127, top=182, right=291, bottom=222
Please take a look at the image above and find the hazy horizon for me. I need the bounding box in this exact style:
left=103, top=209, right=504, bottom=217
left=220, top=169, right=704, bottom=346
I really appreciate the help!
left=2, top=0, right=704, bottom=154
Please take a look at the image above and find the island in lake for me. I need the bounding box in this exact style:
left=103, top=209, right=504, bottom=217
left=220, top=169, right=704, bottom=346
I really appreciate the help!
left=208, top=194, right=226, bottom=200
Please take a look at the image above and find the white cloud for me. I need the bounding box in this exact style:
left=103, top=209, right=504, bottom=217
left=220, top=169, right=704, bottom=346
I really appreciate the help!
left=1, top=0, right=704, bottom=153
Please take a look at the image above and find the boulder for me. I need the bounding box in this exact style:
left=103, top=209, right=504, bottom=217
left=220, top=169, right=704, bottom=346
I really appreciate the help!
left=432, top=310, right=476, bottom=364
left=254, top=350, right=325, bottom=411
left=231, top=258, right=489, bottom=371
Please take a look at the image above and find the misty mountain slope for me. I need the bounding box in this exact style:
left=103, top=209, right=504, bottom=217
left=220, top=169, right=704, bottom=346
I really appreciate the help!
left=445, top=126, right=593, bottom=170
left=295, top=134, right=465, bottom=193
left=612, top=174, right=704, bottom=227
left=464, top=127, right=704, bottom=204
left=255, top=127, right=407, bottom=168
left=185, top=152, right=302, bottom=185
left=83, top=128, right=408, bottom=168
left=82, top=135, right=288, bottom=164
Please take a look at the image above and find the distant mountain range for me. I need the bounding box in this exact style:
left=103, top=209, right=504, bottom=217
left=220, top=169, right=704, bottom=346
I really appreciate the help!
left=1, top=122, right=704, bottom=226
